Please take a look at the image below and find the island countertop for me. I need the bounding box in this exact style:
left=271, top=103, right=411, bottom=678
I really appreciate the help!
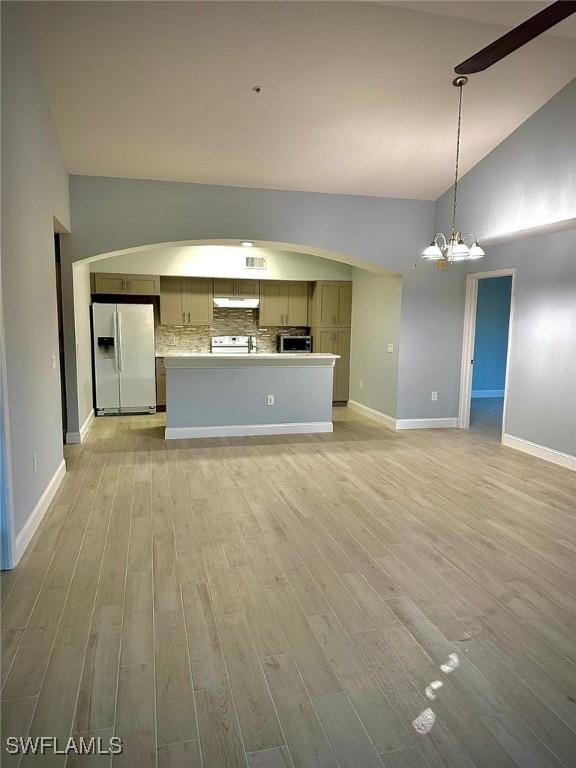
left=164, top=352, right=339, bottom=367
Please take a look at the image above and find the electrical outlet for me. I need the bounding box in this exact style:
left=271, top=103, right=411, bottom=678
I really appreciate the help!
left=32, top=454, right=38, bottom=473
left=431, top=391, right=438, bottom=401
left=387, top=343, right=394, bottom=353
left=359, top=380, right=364, bottom=390
left=267, top=394, right=275, bottom=406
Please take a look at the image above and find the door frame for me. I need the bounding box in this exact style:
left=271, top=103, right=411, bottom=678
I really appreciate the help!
left=458, top=268, right=516, bottom=439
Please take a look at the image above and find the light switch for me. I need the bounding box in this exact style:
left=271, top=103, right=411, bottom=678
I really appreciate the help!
left=387, top=343, right=394, bottom=353
left=51, top=354, right=57, bottom=369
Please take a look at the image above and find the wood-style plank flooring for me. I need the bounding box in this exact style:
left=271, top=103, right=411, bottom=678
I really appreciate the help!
left=1, top=408, right=575, bottom=767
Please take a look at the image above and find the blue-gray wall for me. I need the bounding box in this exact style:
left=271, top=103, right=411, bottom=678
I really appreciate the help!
left=1, top=3, right=70, bottom=548
left=63, top=177, right=451, bottom=427
left=472, top=277, right=512, bottom=395
left=435, top=79, right=576, bottom=240
left=434, top=78, right=575, bottom=457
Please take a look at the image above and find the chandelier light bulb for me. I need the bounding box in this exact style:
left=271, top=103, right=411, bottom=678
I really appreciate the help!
left=422, top=242, right=444, bottom=260
left=468, top=242, right=485, bottom=259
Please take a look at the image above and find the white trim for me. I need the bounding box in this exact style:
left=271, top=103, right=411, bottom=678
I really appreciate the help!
left=471, top=389, right=505, bottom=398
left=396, top=417, right=458, bottom=430
left=458, top=269, right=515, bottom=436
left=14, top=459, right=66, bottom=565
left=66, top=409, right=94, bottom=444
left=347, top=400, right=396, bottom=430
left=347, top=402, right=457, bottom=431
left=502, top=434, right=576, bottom=472
left=165, top=421, right=333, bottom=440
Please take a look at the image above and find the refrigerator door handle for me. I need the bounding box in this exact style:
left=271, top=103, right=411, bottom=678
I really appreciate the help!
left=112, top=311, right=119, bottom=371
left=115, top=311, right=123, bottom=373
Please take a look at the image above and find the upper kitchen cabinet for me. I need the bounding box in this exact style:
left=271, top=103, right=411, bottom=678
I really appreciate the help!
left=160, top=276, right=213, bottom=325
left=286, top=281, right=309, bottom=326
left=91, top=273, right=160, bottom=296
left=127, top=275, right=161, bottom=295
left=259, top=281, right=309, bottom=327
left=213, top=278, right=259, bottom=298
left=309, top=281, right=352, bottom=328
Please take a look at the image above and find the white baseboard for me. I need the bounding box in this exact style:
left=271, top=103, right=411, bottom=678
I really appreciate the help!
left=347, top=400, right=396, bottom=430
left=347, top=401, right=457, bottom=431
left=14, top=458, right=66, bottom=564
left=165, top=421, right=333, bottom=440
left=66, top=409, right=94, bottom=444
left=396, top=417, right=459, bottom=430
left=472, top=389, right=505, bottom=398
left=502, top=433, right=576, bottom=471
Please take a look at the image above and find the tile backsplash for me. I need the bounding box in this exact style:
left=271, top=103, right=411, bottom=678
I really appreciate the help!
left=155, top=307, right=308, bottom=355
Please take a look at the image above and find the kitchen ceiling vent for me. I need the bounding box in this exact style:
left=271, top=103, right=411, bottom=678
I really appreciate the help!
left=245, top=255, right=266, bottom=270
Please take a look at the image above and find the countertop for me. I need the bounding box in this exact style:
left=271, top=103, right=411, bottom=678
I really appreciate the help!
left=162, top=352, right=337, bottom=359
left=164, top=352, right=339, bottom=368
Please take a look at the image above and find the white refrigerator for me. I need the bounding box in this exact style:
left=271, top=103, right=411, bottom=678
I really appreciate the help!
left=93, top=303, right=156, bottom=415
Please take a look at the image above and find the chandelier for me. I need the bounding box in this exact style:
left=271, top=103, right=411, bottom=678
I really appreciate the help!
left=422, top=77, right=485, bottom=263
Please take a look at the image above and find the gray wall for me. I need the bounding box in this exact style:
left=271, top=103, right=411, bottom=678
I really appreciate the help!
left=435, top=78, right=576, bottom=241
left=472, top=230, right=575, bottom=456
left=434, top=78, right=576, bottom=456
left=72, top=262, right=93, bottom=433
left=167, top=365, right=334, bottom=428
left=62, top=175, right=446, bottom=430
left=349, top=270, right=402, bottom=417
left=1, top=3, right=70, bottom=540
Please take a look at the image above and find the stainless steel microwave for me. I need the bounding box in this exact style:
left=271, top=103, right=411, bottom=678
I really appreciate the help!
left=278, top=335, right=312, bottom=353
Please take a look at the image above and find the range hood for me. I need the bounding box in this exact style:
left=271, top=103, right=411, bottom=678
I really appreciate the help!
left=213, top=297, right=260, bottom=309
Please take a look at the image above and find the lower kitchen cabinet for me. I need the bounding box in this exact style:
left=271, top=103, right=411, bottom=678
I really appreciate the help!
left=156, top=358, right=166, bottom=408
left=311, top=327, right=351, bottom=402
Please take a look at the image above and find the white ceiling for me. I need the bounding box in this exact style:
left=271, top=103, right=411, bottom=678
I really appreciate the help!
left=385, top=2, right=576, bottom=39
left=25, top=2, right=576, bottom=200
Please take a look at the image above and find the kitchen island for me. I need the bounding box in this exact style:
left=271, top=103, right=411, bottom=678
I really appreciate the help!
left=164, top=353, right=339, bottom=439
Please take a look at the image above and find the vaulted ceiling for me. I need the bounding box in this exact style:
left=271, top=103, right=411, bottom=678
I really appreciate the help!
left=25, top=1, right=576, bottom=199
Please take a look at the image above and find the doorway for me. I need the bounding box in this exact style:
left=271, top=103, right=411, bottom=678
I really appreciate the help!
left=458, top=269, right=515, bottom=441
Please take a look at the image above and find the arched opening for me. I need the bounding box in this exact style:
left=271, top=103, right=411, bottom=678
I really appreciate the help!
left=65, top=239, right=402, bottom=441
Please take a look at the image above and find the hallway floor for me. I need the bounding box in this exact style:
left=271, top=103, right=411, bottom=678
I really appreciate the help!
left=1, top=409, right=575, bottom=768
left=470, top=397, right=505, bottom=441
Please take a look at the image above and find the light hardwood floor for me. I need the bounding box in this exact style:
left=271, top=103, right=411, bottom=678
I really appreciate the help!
left=1, top=408, right=575, bottom=768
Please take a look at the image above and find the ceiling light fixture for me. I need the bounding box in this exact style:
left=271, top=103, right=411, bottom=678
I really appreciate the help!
left=422, top=77, right=485, bottom=264
left=240, top=241, right=254, bottom=247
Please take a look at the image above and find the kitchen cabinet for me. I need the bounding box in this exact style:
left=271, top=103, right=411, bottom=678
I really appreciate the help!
left=91, top=273, right=160, bottom=296
left=309, top=281, right=352, bottom=328
left=311, top=327, right=351, bottom=402
left=259, top=281, right=309, bottom=327
left=127, top=275, right=161, bottom=295
left=160, top=277, right=213, bottom=325
left=156, top=357, right=166, bottom=408
left=213, top=278, right=259, bottom=298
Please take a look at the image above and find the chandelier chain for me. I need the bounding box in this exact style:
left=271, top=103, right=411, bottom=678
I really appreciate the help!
left=452, top=81, right=464, bottom=235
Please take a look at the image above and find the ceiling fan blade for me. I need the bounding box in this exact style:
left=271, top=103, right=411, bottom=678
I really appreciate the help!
left=455, top=1, right=576, bottom=74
